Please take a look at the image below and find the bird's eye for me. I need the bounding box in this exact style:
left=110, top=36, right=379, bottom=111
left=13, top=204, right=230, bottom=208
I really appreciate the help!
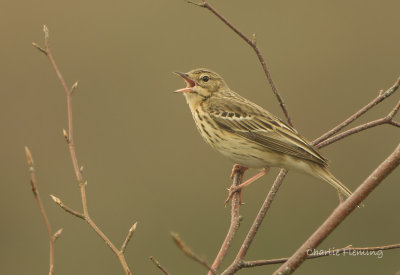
left=201, top=75, right=210, bottom=82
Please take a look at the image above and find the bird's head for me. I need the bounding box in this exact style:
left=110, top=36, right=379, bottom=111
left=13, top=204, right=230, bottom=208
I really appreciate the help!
left=174, top=68, right=227, bottom=106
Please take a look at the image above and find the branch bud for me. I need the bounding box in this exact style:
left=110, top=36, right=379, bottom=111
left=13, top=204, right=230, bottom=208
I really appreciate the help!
left=251, top=33, right=257, bottom=45
left=43, top=25, right=49, bottom=39
left=50, top=194, right=61, bottom=205
left=53, top=228, right=63, bottom=241
left=71, top=81, right=79, bottom=94
left=62, top=129, right=69, bottom=142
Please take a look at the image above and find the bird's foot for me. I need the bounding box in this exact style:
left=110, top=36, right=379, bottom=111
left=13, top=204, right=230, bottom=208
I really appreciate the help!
left=224, top=184, right=245, bottom=206
left=224, top=168, right=270, bottom=206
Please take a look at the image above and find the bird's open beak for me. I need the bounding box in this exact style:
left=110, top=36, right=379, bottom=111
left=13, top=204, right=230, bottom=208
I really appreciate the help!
left=173, top=72, right=196, bottom=93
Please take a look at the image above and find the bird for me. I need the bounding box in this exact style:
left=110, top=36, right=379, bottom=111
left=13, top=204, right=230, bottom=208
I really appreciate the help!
left=174, top=68, right=353, bottom=204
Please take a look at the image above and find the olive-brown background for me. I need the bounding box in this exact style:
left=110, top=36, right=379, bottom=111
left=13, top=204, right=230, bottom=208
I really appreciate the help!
left=2, top=1, right=399, bottom=274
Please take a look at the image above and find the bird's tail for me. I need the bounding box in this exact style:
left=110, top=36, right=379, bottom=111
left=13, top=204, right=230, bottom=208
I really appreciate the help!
left=311, top=164, right=353, bottom=198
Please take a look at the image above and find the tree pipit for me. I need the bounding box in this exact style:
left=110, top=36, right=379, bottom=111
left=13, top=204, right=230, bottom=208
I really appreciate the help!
left=174, top=68, right=353, bottom=205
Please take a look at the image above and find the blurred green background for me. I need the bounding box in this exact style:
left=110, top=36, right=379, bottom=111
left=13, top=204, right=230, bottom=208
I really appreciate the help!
left=1, top=0, right=399, bottom=274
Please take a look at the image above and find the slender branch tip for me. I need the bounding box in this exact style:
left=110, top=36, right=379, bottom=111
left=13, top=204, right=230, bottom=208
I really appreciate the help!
left=150, top=256, right=170, bottom=275
left=186, top=0, right=206, bottom=7
left=130, top=221, right=138, bottom=232
left=24, top=146, right=34, bottom=167
left=32, top=42, right=47, bottom=55
left=43, top=25, right=49, bottom=38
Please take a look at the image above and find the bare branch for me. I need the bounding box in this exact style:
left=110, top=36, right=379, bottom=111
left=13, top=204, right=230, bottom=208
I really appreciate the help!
left=207, top=169, right=242, bottom=274
left=34, top=26, right=133, bottom=274
left=189, top=1, right=292, bottom=126
left=222, top=170, right=288, bottom=275
left=273, top=141, right=400, bottom=274
left=316, top=97, right=400, bottom=149
left=390, top=120, right=400, bottom=127
left=50, top=195, right=84, bottom=219
left=32, top=42, right=47, bottom=55
left=313, top=76, right=400, bottom=145
left=150, top=256, right=171, bottom=275
left=121, top=222, right=138, bottom=254
left=171, top=232, right=217, bottom=274
left=25, top=146, right=56, bottom=275
left=240, top=243, right=400, bottom=268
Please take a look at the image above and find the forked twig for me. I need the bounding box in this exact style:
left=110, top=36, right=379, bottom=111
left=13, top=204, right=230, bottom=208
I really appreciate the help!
left=33, top=26, right=134, bottom=275
left=222, top=170, right=288, bottom=274
left=313, top=77, right=400, bottom=146
left=314, top=77, right=400, bottom=147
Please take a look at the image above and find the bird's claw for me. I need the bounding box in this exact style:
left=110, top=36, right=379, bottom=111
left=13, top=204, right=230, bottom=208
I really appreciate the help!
left=224, top=185, right=245, bottom=206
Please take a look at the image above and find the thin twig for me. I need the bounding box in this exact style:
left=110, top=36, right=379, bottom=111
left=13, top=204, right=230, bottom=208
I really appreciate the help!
left=240, top=243, right=400, bottom=267
left=171, top=232, right=217, bottom=274
left=273, top=141, right=400, bottom=274
left=150, top=256, right=171, bottom=275
left=25, top=146, right=57, bottom=275
left=317, top=118, right=390, bottom=148
left=33, top=26, right=133, bottom=274
left=189, top=0, right=292, bottom=126
left=50, top=195, right=85, bottom=219
left=121, top=222, right=138, bottom=254
left=313, top=76, right=400, bottom=146
left=207, top=170, right=242, bottom=274
left=316, top=97, right=400, bottom=148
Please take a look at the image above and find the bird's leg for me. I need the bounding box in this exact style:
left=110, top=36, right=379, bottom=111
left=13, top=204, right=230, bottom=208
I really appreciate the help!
left=225, top=168, right=270, bottom=206
left=230, top=164, right=248, bottom=179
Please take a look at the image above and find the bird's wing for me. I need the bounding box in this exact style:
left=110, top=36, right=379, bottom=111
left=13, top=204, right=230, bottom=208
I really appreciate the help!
left=206, top=96, right=327, bottom=166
